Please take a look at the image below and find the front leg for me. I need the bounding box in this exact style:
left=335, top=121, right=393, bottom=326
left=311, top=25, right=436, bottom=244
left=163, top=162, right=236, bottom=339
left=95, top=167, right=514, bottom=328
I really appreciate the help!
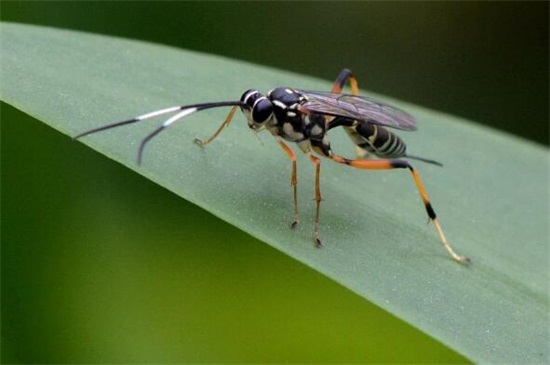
left=194, top=106, right=238, bottom=147
left=276, top=138, right=299, bottom=228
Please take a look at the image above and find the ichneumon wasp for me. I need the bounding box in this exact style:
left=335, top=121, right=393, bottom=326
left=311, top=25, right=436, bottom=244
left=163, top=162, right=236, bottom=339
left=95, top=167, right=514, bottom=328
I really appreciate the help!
left=75, top=69, right=470, bottom=264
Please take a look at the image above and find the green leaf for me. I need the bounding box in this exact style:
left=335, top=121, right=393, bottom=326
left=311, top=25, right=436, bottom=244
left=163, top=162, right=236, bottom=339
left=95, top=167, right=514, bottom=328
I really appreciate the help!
left=2, top=23, right=548, bottom=363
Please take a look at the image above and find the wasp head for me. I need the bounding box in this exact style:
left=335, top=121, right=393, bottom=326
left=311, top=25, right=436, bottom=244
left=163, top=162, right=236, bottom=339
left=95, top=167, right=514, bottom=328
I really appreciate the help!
left=240, top=89, right=273, bottom=130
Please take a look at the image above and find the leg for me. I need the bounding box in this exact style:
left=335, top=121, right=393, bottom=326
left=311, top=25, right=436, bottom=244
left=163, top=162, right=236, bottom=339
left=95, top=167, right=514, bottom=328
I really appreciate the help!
left=329, top=153, right=470, bottom=264
left=307, top=153, right=323, bottom=247
left=277, top=138, right=299, bottom=228
left=331, top=68, right=359, bottom=95
left=194, top=106, right=238, bottom=146
left=331, top=70, right=371, bottom=159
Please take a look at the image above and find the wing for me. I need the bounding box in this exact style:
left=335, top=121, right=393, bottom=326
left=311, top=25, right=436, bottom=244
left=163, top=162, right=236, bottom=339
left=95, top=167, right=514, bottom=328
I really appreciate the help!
left=299, top=90, right=417, bottom=131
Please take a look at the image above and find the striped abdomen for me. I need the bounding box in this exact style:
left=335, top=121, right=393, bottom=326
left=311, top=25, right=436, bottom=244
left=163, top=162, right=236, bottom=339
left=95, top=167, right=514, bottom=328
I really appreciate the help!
left=330, top=118, right=406, bottom=158
left=353, top=121, right=406, bottom=158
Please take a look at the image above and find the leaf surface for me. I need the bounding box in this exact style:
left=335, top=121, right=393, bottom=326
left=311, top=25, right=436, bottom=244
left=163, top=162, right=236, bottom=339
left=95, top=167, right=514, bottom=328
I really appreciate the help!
left=2, top=23, right=548, bottom=363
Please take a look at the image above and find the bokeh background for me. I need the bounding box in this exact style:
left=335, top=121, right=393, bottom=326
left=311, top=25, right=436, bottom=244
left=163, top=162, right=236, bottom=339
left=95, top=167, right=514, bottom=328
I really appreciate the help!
left=3, top=2, right=548, bottom=145
left=2, top=2, right=548, bottom=363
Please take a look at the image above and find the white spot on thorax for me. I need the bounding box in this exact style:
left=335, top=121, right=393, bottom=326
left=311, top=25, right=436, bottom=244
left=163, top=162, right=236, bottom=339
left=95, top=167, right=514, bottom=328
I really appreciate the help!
left=273, top=100, right=286, bottom=109
left=297, top=139, right=312, bottom=153
left=283, top=122, right=304, bottom=141
left=310, top=125, right=323, bottom=136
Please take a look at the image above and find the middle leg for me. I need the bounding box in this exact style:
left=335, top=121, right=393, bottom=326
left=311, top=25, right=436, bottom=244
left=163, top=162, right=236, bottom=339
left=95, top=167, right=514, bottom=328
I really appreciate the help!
left=307, top=153, right=323, bottom=247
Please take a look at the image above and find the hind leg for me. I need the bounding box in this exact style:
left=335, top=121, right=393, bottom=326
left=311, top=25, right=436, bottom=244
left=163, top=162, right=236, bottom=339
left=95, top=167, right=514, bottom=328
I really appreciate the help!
left=329, top=152, right=470, bottom=264
left=331, top=70, right=374, bottom=159
left=331, top=69, right=360, bottom=95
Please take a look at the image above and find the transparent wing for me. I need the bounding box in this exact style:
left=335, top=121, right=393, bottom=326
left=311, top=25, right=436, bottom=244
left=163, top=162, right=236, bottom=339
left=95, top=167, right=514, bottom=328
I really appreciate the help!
left=299, top=90, right=417, bottom=131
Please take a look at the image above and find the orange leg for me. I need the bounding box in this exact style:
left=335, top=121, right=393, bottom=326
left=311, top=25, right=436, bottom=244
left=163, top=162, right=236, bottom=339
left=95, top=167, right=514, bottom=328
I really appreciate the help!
left=277, top=138, right=299, bottom=228
left=307, top=153, right=323, bottom=247
left=330, top=153, right=470, bottom=264
left=331, top=70, right=369, bottom=158
left=331, top=68, right=360, bottom=95
left=194, top=106, right=238, bottom=146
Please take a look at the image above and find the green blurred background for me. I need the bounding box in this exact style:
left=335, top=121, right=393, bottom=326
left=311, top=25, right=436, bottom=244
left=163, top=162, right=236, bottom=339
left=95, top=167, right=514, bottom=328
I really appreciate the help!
left=2, top=2, right=548, bottom=363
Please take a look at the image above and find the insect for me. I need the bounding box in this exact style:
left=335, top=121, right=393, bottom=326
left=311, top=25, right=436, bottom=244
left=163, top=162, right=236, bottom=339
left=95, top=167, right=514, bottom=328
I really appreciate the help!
left=75, top=69, right=470, bottom=264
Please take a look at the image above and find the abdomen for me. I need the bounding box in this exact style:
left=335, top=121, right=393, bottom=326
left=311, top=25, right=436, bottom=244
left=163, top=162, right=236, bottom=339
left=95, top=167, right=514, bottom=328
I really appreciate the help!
left=340, top=120, right=406, bottom=158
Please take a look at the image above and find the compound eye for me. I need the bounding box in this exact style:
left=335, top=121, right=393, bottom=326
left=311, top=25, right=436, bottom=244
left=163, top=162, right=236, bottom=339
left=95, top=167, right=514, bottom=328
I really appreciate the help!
left=252, top=98, right=273, bottom=123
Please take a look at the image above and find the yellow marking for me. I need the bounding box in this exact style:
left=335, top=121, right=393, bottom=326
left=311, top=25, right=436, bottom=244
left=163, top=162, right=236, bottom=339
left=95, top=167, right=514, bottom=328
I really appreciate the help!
left=354, top=146, right=369, bottom=159
left=367, top=125, right=378, bottom=144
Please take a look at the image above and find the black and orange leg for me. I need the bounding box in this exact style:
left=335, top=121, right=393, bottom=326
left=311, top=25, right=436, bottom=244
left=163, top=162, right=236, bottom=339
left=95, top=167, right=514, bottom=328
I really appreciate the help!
left=331, top=70, right=371, bottom=158
left=307, top=153, right=323, bottom=247
left=277, top=138, right=299, bottom=228
left=194, top=106, right=238, bottom=146
left=329, top=154, right=470, bottom=264
left=331, top=68, right=360, bottom=95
